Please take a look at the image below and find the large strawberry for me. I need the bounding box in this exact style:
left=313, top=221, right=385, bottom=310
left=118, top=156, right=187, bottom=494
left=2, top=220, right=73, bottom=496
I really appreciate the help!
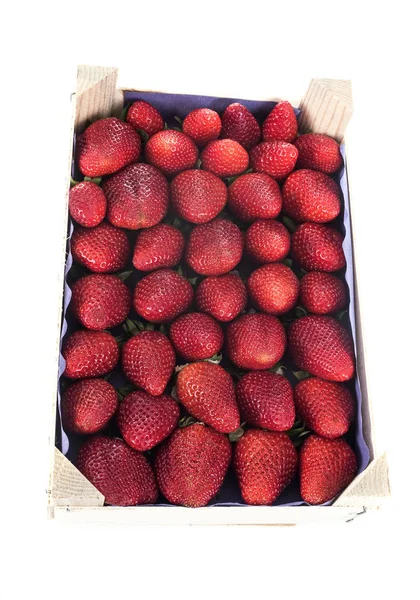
left=262, top=101, right=298, bottom=143
left=247, top=263, right=299, bottom=314
left=132, top=223, right=185, bottom=271
left=227, top=173, right=282, bottom=221
left=201, top=139, right=249, bottom=177
left=69, top=181, right=107, bottom=228
left=245, top=219, right=290, bottom=263
left=221, top=103, right=261, bottom=149
left=133, top=269, right=193, bottom=322
left=195, top=273, right=247, bottom=322
left=300, top=271, right=346, bottom=314
left=154, top=423, right=232, bottom=507
left=62, top=330, right=119, bottom=379
left=295, top=133, right=342, bottom=174
left=126, top=100, right=164, bottom=137
left=282, top=169, right=341, bottom=223
left=291, top=222, right=345, bottom=272
left=77, top=117, right=141, bottom=177
left=234, top=429, right=298, bottom=505
left=182, top=108, right=222, bottom=146
left=170, top=169, right=227, bottom=224
left=61, top=378, right=118, bottom=434
left=71, top=222, right=130, bottom=273
left=288, top=315, right=355, bottom=381
left=250, top=141, right=298, bottom=179
left=169, top=312, right=224, bottom=361
left=145, top=130, right=198, bottom=176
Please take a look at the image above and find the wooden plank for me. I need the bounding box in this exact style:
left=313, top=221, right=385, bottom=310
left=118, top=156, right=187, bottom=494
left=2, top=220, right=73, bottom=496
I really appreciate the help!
left=75, top=64, right=124, bottom=131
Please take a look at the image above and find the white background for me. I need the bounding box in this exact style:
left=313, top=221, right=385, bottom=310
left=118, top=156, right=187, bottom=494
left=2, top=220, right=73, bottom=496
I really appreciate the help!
left=2, top=1, right=420, bottom=598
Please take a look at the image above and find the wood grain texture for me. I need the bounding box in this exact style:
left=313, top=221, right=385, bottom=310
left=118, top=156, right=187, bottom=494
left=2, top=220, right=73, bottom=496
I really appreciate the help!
left=334, top=453, right=390, bottom=508
left=75, top=65, right=124, bottom=132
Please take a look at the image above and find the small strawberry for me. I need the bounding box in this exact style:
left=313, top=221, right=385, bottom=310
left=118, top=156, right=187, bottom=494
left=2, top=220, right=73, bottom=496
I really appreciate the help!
left=71, top=222, right=130, bottom=274
left=103, top=163, right=169, bottom=230
left=226, top=313, right=286, bottom=370
left=61, top=378, right=118, bottom=434
left=77, top=117, right=141, bottom=177
left=282, top=169, right=341, bottom=223
left=182, top=108, right=222, bottom=146
left=295, top=377, right=354, bottom=438
left=117, top=390, right=180, bottom=451
left=69, top=181, right=107, bottom=228
left=133, top=223, right=184, bottom=271
left=77, top=436, right=158, bottom=506
left=201, top=139, right=249, bottom=177
left=171, top=169, right=227, bottom=224
left=234, top=429, right=298, bottom=505
left=262, top=101, right=298, bottom=143
left=291, top=222, right=345, bottom=272
left=221, top=103, right=261, bottom=149
left=121, top=331, right=176, bottom=396
left=300, top=271, right=346, bottom=314
left=195, top=273, right=247, bottom=322
left=245, top=219, right=291, bottom=263
left=155, top=423, right=232, bottom=507
left=227, top=173, right=282, bottom=221
left=300, top=435, right=357, bottom=504
left=145, top=130, right=198, bottom=176
left=169, top=312, right=224, bottom=361
left=250, top=141, right=298, bottom=179
left=288, top=315, right=355, bottom=382
left=247, top=263, right=299, bottom=315
left=295, top=133, right=343, bottom=174
left=126, top=100, right=164, bottom=137
left=236, top=371, right=295, bottom=431
left=133, top=269, right=193, bottom=323
left=62, top=330, right=119, bottom=379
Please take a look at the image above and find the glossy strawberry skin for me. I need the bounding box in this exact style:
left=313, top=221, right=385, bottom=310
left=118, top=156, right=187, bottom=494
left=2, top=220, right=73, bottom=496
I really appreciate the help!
left=62, top=330, right=119, bottom=379
left=282, top=169, right=341, bottom=223
left=169, top=312, right=224, bottom=361
left=291, top=223, right=345, bottom=272
left=133, top=269, right=193, bottom=323
left=300, top=271, right=347, bottom=314
left=61, top=378, right=118, bottom=434
left=221, top=103, right=261, bottom=150
left=250, top=141, right=298, bottom=179
left=145, top=130, right=198, bottom=177
left=171, top=169, right=227, bottom=224
left=182, top=108, right=222, bottom=146
left=133, top=224, right=184, bottom=271
left=126, top=100, right=164, bottom=137
left=69, top=182, right=107, bottom=228
left=195, top=273, right=247, bottom=322
left=228, top=173, right=282, bottom=221
left=201, top=139, right=249, bottom=177
left=247, top=263, right=299, bottom=315
left=295, top=133, right=343, bottom=174
left=71, top=222, right=130, bottom=274
left=245, top=220, right=291, bottom=263
left=262, top=101, right=298, bottom=143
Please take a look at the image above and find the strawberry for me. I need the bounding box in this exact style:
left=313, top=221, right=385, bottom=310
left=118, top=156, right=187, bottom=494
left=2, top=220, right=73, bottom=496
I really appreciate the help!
left=236, top=371, right=295, bottom=431
left=262, top=101, right=298, bottom=143
left=71, top=222, right=130, bottom=273
left=247, top=263, right=299, bottom=314
left=121, top=331, right=176, bottom=395
left=70, top=274, right=131, bottom=330
left=226, top=313, right=286, bottom=370
left=300, top=271, right=346, bottom=314
left=288, top=315, right=355, bottom=381
left=250, top=141, right=298, bottom=179
left=77, top=436, right=158, bottom=506
left=295, top=377, right=354, bottom=438
left=133, top=269, right=193, bottom=322
left=295, top=133, right=343, bottom=174
left=282, top=169, right=341, bottom=223
left=300, top=435, right=357, bottom=504
left=221, top=103, right=261, bottom=149
left=126, top=100, right=164, bottom=137
left=182, top=108, right=222, bottom=146
left=201, top=139, right=249, bottom=177
left=234, top=429, right=298, bottom=505
left=291, top=223, right=345, bottom=272
left=154, top=423, right=232, bottom=507
left=133, top=223, right=184, bottom=271
left=61, top=378, right=118, bottom=434
left=117, top=390, right=180, bottom=451
left=62, top=330, right=119, bottom=379
left=69, top=181, right=106, bottom=228
left=195, top=273, right=247, bottom=322
left=169, top=312, right=224, bottom=361
left=77, top=117, right=141, bottom=177
left=245, top=219, right=290, bottom=263
left=145, top=130, right=198, bottom=176
left=227, top=173, right=282, bottom=221
left=185, top=218, right=244, bottom=276
left=170, top=169, right=227, bottom=224
left=103, top=163, right=169, bottom=230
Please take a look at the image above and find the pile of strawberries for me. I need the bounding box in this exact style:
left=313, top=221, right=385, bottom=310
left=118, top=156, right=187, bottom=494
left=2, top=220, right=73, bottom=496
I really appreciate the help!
left=61, top=96, right=358, bottom=508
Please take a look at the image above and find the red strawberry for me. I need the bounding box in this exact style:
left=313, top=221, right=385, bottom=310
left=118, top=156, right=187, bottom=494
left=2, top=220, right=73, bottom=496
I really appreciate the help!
left=126, top=100, right=164, bottom=137
left=300, top=271, right=346, bottom=314
left=133, top=269, right=193, bottom=322
left=133, top=223, right=184, bottom=271
left=295, top=377, right=354, bottom=438
left=234, top=429, right=298, bottom=505
left=62, top=330, right=119, bottom=379
left=145, top=130, right=198, bottom=176
left=245, top=219, right=290, bottom=263
left=77, top=117, right=141, bottom=177
left=61, top=378, right=118, bottom=434
left=176, top=362, right=240, bottom=433
left=103, top=163, right=169, bottom=230
left=186, top=218, right=244, bottom=276
left=69, top=181, right=107, bottom=228
left=247, top=263, right=299, bottom=315
left=121, top=331, right=176, bottom=395
left=226, top=313, right=286, bottom=370
left=169, top=312, right=224, bottom=361
left=288, top=315, right=355, bottom=381
left=295, top=133, right=343, bottom=174
left=170, top=169, right=227, bottom=224
left=236, top=371, right=295, bottom=431
left=262, top=101, right=298, bottom=143
left=70, top=274, right=131, bottom=330
left=196, top=273, right=247, bottom=322
left=250, top=141, right=298, bottom=179
left=117, top=390, right=180, bottom=451
left=201, top=139, right=249, bottom=177
left=282, top=169, right=341, bottom=223
left=221, top=103, right=261, bottom=150
left=77, top=436, right=158, bottom=506
left=291, top=222, right=345, bottom=272
left=182, top=108, right=222, bottom=146
left=300, top=435, right=357, bottom=504
left=71, top=222, right=130, bottom=273
left=228, top=173, right=282, bottom=221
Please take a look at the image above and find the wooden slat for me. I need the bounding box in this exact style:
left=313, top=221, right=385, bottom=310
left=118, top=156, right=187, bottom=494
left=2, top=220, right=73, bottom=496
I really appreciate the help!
left=75, top=64, right=124, bottom=131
